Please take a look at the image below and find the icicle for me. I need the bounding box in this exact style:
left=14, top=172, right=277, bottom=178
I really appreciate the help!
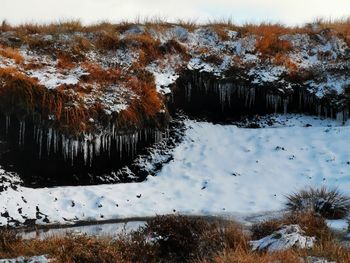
left=5, top=115, right=10, bottom=135
left=344, top=108, right=349, bottom=123
left=18, top=121, right=23, bottom=146
left=248, top=88, right=255, bottom=109
left=70, top=140, right=75, bottom=166
left=317, top=105, right=322, bottom=117
left=53, top=131, right=57, bottom=153
left=283, top=98, right=288, bottom=114
left=38, top=129, right=43, bottom=160
left=83, top=139, right=88, bottom=165
left=185, top=83, right=192, bottom=102
left=107, top=135, right=111, bottom=157
left=73, top=140, right=79, bottom=164
left=89, top=142, right=93, bottom=167
left=336, top=111, right=344, bottom=124
left=94, top=134, right=101, bottom=156
left=47, top=128, right=52, bottom=155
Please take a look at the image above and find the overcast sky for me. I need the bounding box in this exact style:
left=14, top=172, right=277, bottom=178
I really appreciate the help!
left=1, top=0, right=349, bottom=26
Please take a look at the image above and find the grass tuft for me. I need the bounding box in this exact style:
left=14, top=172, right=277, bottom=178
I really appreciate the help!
left=286, top=187, right=350, bottom=219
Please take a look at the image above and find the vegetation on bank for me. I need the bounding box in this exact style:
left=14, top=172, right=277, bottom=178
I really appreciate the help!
left=0, top=213, right=349, bottom=263
left=0, top=18, right=349, bottom=136
left=0, top=187, right=349, bottom=262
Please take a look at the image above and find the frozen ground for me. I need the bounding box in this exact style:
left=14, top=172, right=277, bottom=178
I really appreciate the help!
left=19, top=221, right=145, bottom=240
left=0, top=114, right=349, bottom=227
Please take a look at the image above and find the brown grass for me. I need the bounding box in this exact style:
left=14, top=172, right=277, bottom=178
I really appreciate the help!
left=0, top=67, right=92, bottom=134
left=256, top=34, right=292, bottom=56
left=73, top=36, right=93, bottom=52
left=274, top=53, right=298, bottom=74
left=203, top=54, right=224, bottom=65
left=120, top=33, right=161, bottom=65
left=25, top=37, right=53, bottom=52
left=3, top=20, right=84, bottom=35
left=118, top=78, right=163, bottom=127
left=210, top=248, right=301, bottom=263
left=95, top=31, right=120, bottom=50
left=0, top=45, right=24, bottom=64
left=81, top=62, right=122, bottom=84
left=312, top=18, right=350, bottom=44
left=1, top=18, right=348, bottom=37
left=0, top=214, right=350, bottom=263
left=251, top=212, right=330, bottom=241
left=57, top=53, right=76, bottom=69
left=159, top=39, right=187, bottom=55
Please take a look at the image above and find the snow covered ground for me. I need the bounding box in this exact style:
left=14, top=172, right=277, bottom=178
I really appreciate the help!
left=0, top=114, right=349, bottom=227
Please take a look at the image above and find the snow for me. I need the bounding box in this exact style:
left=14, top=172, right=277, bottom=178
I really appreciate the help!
left=306, top=74, right=350, bottom=98
left=306, top=257, right=336, bottom=263
left=249, top=65, right=286, bottom=84
left=152, top=71, right=178, bottom=94
left=0, top=168, right=22, bottom=192
left=20, top=221, right=145, bottom=240
left=82, top=84, right=136, bottom=115
left=146, top=55, right=183, bottom=94
left=0, top=256, right=49, bottom=263
left=28, top=66, right=87, bottom=90
left=0, top=115, right=350, bottom=227
left=250, top=224, right=315, bottom=252
left=326, top=219, right=349, bottom=232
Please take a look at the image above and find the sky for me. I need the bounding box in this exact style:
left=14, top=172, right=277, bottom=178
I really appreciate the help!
left=0, top=0, right=349, bottom=26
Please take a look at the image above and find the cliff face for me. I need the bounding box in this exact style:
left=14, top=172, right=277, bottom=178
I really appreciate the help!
left=0, top=22, right=349, bottom=183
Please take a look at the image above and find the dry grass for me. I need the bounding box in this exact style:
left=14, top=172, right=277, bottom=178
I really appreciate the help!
left=312, top=18, right=350, bottom=43
left=209, top=248, right=301, bottom=263
left=274, top=53, right=298, bottom=74
left=121, top=33, right=161, bottom=65
left=286, top=187, right=350, bottom=219
left=251, top=212, right=330, bottom=241
left=0, top=45, right=24, bottom=64
left=118, top=77, right=163, bottom=127
left=81, top=62, right=122, bottom=84
left=304, top=239, right=350, bottom=263
left=1, top=18, right=348, bottom=38
left=0, top=214, right=349, bottom=263
left=0, top=67, right=92, bottom=134
left=159, top=39, right=187, bottom=55
left=95, top=31, right=120, bottom=50
left=203, top=54, right=224, bottom=65
left=256, top=34, right=292, bottom=56
left=57, top=53, right=76, bottom=69
left=25, top=37, right=53, bottom=52
left=1, top=20, right=84, bottom=35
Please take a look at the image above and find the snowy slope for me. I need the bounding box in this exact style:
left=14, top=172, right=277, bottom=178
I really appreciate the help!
left=0, top=115, right=349, bottom=226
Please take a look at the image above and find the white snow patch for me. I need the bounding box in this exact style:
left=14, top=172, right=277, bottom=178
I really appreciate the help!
left=29, top=66, right=88, bottom=89
left=326, top=219, right=349, bottom=232
left=0, top=115, right=349, bottom=226
left=147, top=55, right=183, bottom=94
left=250, top=225, right=315, bottom=252
left=0, top=256, right=49, bottom=263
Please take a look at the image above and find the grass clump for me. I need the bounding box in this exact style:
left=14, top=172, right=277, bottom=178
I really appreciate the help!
left=117, top=215, right=227, bottom=263
left=0, top=214, right=349, bottom=262
left=95, top=31, right=120, bottom=50
left=0, top=45, right=24, bottom=64
left=286, top=187, right=350, bottom=219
